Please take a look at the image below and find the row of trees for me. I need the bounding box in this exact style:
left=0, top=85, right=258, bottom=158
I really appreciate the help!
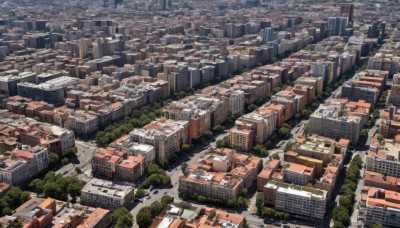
left=333, top=155, right=363, bottom=228
left=181, top=190, right=249, bottom=208
left=138, top=164, right=171, bottom=189
left=0, top=187, right=31, bottom=217
left=28, top=171, right=85, bottom=202
left=136, top=195, right=174, bottom=228
left=256, top=192, right=290, bottom=221
left=112, top=207, right=134, bottom=228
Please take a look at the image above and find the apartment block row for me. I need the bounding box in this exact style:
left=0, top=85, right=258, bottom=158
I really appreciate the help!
left=308, top=98, right=371, bottom=145
left=257, top=135, right=348, bottom=220
left=0, top=146, right=49, bottom=186
left=0, top=197, right=111, bottom=228
left=150, top=203, right=246, bottom=228
left=0, top=110, right=75, bottom=157
left=178, top=148, right=262, bottom=202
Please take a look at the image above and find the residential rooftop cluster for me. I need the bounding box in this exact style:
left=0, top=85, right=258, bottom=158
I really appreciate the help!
left=0, top=0, right=400, bottom=227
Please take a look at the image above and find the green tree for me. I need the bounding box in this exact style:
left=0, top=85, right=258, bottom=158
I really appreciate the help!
left=270, top=153, right=280, bottom=160
left=302, top=108, right=313, bottom=118
left=181, top=162, right=188, bottom=172
left=61, top=157, right=69, bottom=166
left=75, top=167, right=82, bottom=174
left=333, top=206, right=350, bottom=225
left=136, top=208, right=152, bottom=228
left=376, top=133, right=384, bottom=141
left=49, top=152, right=59, bottom=167
left=161, top=195, right=174, bottom=207
left=263, top=207, right=276, bottom=218
left=212, top=125, right=225, bottom=133
left=112, top=208, right=133, bottom=227
left=150, top=201, right=163, bottom=217
left=360, top=129, right=368, bottom=138
left=135, top=188, right=146, bottom=198
left=208, top=209, right=217, bottom=219
left=181, top=144, right=191, bottom=153
left=339, top=196, right=352, bottom=211
left=278, top=127, right=290, bottom=137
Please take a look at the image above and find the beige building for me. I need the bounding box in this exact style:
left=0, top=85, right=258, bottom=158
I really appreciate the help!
left=229, top=127, right=254, bottom=151
left=80, top=178, right=135, bottom=210
left=308, top=101, right=364, bottom=145
left=129, top=118, right=188, bottom=162
left=283, top=163, right=315, bottom=186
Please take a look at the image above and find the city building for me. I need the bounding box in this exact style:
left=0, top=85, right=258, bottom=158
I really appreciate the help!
left=264, top=180, right=327, bottom=220
left=150, top=204, right=245, bottom=228
left=388, top=73, right=400, bottom=107
left=364, top=171, right=400, bottom=192
left=380, top=106, right=400, bottom=138
left=129, top=118, right=188, bottom=162
left=179, top=148, right=261, bottom=201
left=80, top=178, right=135, bottom=210
left=0, top=146, right=49, bottom=185
left=91, top=147, right=145, bottom=183
left=358, top=187, right=400, bottom=227
left=6, top=197, right=111, bottom=228
left=366, top=138, right=400, bottom=178
left=308, top=99, right=369, bottom=144
left=282, top=163, right=315, bottom=186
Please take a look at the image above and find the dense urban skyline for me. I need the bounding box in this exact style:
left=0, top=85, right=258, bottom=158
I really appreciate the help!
left=0, top=0, right=399, bottom=228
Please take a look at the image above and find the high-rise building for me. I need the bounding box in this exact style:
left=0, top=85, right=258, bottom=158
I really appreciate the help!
left=328, top=17, right=348, bottom=37
left=340, top=3, right=354, bottom=26
left=261, top=27, right=273, bottom=43
left=388, top=74, right=400, bottom=107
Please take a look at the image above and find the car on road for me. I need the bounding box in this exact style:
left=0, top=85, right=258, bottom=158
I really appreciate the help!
left=152, top=190, right=159, bottom=195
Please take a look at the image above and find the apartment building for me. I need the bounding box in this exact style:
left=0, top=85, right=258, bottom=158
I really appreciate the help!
left=257, top=159, right=281, bottom=191
left=233, top=109, right=277, bottom=146
left=202, top=86, right=245, bottom=116
left=0, top=71, right=37, bottom=97
left=264, top=180, right=327, bottom=220
left=162, top=95, right=226, bottom=141
left=388, top=73, right=400, bottom=107
left=366, top=139, right=400, bottom=178
left=179, top=170, right=243, bottom=202
left=67, top=110, right=99, bottom=138
left=368, top=53, right=400, bottom=76
left=0, top=146, right=49, bottom=185
left=283, top=163, right=315, bottom=186
left=20, top=123, right=75, bottom=157
left=7, top=197, right=111, bottom=228
left=308, top=100, right=366, bottom=145
left=80, top=178, right=135, bottom=210
left=150, top=204, right=245, bottom=228
left=110, top=135, right=155, bottom=168
left=380, top=106, right=400, bottom=138
left=295, top=76, right=324, bottom=95
left=129, top=118, right=188, bottom=162
left=179, top=149, right=258, bottom=201
left=364, top=171, right=400, bottom=192
left=17, top=76, right=79, bottom=107
left=290, top=135, right=336, bottom=166
left=91, top=147, right=145, bottom=182
left=358, top=187, right=400, bottom=227
left=341, top=70, right=388, bottom=106
left=229, top=127, right=254, bottom=151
